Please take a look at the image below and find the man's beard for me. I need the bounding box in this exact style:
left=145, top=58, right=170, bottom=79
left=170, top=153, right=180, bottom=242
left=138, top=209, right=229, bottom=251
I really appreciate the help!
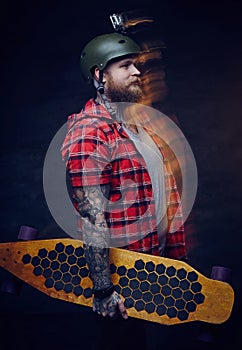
left=104, top=77, right=143, bottom=103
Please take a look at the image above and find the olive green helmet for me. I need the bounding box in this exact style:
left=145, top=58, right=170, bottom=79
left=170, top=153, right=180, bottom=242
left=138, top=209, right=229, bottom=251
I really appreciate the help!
left=80, top=33, right=141, bottom=82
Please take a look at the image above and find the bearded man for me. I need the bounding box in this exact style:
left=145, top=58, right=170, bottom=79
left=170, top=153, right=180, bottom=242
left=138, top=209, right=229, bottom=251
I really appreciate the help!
left=61, top=33, right=187, bottom=329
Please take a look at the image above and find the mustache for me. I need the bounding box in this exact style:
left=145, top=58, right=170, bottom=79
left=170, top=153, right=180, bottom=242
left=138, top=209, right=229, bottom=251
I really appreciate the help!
left=129, top=78, right=142, bottom=86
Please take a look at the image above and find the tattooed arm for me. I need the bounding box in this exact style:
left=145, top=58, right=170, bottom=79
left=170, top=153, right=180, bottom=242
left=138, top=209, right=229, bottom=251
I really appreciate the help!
left=73, top=185, right=128, bottom=319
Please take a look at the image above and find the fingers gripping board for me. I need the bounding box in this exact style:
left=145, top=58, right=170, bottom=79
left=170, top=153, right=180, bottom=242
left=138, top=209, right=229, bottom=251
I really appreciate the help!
left=0, top=239, right=234, bottom=325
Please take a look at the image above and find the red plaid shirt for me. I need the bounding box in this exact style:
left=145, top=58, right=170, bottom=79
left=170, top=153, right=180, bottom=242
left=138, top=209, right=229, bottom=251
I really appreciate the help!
left=61, top=99, right=187, bottom=260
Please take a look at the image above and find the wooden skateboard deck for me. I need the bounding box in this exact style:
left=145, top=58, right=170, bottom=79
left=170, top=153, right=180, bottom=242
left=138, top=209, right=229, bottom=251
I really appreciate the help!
left=0, top=238, right=234, bottom=325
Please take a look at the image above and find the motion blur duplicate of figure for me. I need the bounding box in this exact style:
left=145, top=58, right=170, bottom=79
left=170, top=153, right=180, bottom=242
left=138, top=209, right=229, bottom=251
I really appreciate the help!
left=61, top=32, right=187, bottom=321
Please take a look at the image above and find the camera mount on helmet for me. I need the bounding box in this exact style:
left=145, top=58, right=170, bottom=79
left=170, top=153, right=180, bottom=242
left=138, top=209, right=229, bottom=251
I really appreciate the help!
left=109, top=13, right=128, bottom=35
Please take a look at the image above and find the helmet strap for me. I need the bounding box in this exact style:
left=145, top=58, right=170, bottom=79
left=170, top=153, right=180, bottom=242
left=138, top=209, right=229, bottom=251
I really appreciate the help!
left=97, top=70, right=104, bottom=94
left=94, top=73, right=123, bottom=122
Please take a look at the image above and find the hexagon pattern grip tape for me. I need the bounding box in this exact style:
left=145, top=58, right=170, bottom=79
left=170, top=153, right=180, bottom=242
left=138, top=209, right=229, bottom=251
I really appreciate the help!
left=0, top=239, right=234, bottom=325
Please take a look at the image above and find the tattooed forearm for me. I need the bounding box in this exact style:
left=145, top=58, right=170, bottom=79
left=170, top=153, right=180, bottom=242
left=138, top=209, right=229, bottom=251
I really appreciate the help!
left=73, top=184, right=128, bottom=319
left=85, top=245, right=111, bottom=290
left=73, top=185, right=111, bottom=290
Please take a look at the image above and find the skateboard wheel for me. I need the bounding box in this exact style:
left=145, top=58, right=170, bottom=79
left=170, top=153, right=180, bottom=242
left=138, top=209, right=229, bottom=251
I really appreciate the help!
left=197, top=324, right=217, bottom=343
left=0, top=277, right=22, bottom=295
left=211, top=266, right=232, bottom=283
left=18, top=226, right=39, bottom=241
left=0, top=226, right=38, bottom=296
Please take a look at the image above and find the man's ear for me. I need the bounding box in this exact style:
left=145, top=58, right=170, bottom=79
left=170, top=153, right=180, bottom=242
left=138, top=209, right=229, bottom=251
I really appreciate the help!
left=94, top=67, right=106, bottom=83
left=94, top=67, right=100, bottom=81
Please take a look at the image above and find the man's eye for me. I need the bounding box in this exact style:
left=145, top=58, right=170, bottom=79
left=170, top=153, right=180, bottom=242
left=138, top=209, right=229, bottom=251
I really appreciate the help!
left=120, top=64, right=129, bottom=68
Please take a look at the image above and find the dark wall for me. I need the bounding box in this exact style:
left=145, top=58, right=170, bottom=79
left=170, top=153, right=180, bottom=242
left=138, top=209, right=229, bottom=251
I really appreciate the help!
left=0, top=0, right=241, bottom=349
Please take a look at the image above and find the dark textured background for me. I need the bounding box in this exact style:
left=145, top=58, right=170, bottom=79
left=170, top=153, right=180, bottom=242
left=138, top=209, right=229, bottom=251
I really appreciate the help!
left=0, top=0, right=241, bottom=349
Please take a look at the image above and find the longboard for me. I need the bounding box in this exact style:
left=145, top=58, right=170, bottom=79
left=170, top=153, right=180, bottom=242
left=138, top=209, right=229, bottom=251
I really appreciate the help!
left=0, top=238, right=234, bottom=325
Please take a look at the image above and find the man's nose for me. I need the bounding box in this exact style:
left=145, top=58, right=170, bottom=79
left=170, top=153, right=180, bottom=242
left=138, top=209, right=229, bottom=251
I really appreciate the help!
left=130, top=64, right=141, bottom=75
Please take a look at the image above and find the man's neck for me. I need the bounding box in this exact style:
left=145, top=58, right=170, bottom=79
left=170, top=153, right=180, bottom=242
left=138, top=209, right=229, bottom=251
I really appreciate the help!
left=95, top=93, right=124, bottom=122
left=95, top=93, right=141, bottom=134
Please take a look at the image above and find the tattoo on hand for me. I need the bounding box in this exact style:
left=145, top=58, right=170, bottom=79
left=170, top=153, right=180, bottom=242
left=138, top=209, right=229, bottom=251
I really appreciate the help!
left=93, top=291, right=121, bottom=318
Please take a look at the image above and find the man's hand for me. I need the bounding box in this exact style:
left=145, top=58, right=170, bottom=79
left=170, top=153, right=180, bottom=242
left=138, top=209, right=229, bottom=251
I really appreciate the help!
left=93, top=291, right=128, bottom=319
